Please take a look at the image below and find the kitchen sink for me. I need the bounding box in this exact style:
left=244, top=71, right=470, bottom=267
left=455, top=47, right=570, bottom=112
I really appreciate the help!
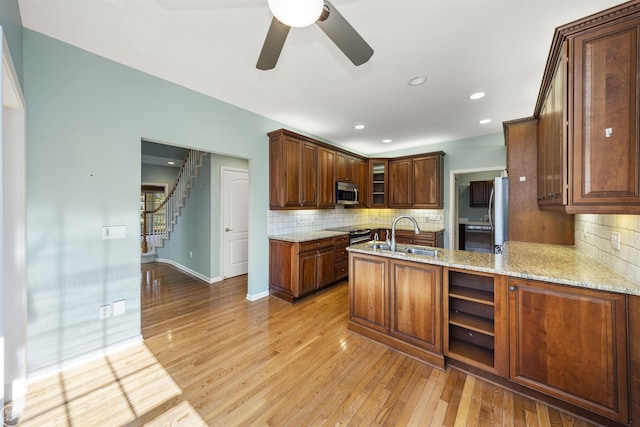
left=404, top=247, right=440, bottom=256
left=371, top=242, right=440, bottom=257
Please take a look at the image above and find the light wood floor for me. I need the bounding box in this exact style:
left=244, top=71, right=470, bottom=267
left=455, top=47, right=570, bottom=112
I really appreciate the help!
left=18, top=262, right=600, bottom=426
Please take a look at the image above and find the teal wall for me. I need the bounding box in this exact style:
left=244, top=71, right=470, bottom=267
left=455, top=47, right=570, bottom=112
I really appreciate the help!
left=156, top=155, right=212, bottom=277
left=23, top=30, right=280, bottom=372
left=379, top=133, right=507, bottom=245
left=0, top=0, right=23, bottom=84
left=141, top=164, right=180, bottom=186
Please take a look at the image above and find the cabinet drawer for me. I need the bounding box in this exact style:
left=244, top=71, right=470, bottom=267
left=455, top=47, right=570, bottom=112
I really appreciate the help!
left=334, top=246, right=348, bottom=261
left=334, top=234, right=349, bottom=247
left=299, top=238, right=334, bottom=252
left=335, top=260, right=348, bottom=279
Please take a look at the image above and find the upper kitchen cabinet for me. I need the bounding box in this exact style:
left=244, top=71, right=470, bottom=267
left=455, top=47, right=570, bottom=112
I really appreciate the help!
left=389, top=152, right=445, bottom=209
left=269, top=129, right=326, bottom=210
left=368, top=159, right=388, bottom=208
left=317, top=146, right=336, bottom=208
left=469, top=180, right=493, bottom=207
left=569, top=15, right=640, bottom=212
left=534, top=2, right=640, bottom=213
left=337, top=152, right=368, bottom=207
left=537, top=42, right=567, bottom=208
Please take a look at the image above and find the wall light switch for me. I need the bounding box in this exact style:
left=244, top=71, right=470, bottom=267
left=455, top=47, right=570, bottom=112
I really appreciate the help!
left=102, top=225, right=126, bottom=240
left=519, top=176, right=526, bottom=182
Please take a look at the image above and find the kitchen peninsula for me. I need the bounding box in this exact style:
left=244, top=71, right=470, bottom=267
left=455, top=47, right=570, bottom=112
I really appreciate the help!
left=347, top=240, right=640, bottom=425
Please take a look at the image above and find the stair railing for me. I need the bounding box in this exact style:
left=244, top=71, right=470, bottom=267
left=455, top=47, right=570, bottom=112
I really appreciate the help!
left=141, top=149, right=203, bottom=253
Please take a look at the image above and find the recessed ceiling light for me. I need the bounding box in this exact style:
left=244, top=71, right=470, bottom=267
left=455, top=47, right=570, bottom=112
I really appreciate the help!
left=382, top=139, right=392, bottom=143
left=479, top=119, right=492, bottom=124
left=354, top=124, right=365, bottom=130
left=167, top=161, right=175, bottom=165
left=408, top=76, right=427, bottom=86
left=469, top=92, right=486, bottom=100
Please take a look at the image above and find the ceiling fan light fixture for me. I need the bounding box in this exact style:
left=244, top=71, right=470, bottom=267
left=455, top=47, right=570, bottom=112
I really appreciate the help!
left=268, top=0, right=324, bottom=28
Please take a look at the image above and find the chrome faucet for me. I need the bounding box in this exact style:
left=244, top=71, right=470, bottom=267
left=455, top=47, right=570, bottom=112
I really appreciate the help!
left=390, top=215, right=420, bottom=252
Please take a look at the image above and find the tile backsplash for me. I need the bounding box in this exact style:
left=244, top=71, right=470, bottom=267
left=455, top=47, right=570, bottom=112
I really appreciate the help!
left=575, top=214, right=640, bottom=285
left=267, top=206, right=444, bottom=235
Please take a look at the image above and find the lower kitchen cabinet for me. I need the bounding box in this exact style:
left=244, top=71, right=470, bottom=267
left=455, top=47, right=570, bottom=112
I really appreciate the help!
left=390, top=260, right=441, bottom=354
left=349, top=253, right=388, bottom=333
left=269, top=236, right=346, bottom=302
left=508, top=278, right=629, bottom=423
left=348, top=252, right=445, bottom=368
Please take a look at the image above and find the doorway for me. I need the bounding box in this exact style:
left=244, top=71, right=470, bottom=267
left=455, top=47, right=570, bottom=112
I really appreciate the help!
left=221, top=167, right=249, bottom=278
left=448, top=167, right=505, bottom=250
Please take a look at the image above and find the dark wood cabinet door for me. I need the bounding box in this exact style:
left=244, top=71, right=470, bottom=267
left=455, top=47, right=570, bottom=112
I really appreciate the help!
left=349, top=253, right=388, bottom=333
left=469, top=180, right=491, bottom=207
left=317, top=146, right=335, bottom=208
left=570, top=21, right=640, bottom=212
left=298, top=251, right=318, bottom=296
left=538, top=46, right=567, bottom=207
left=509, top=279, right=629, bottom=422
left=336, top=151, right=349, bottom=182
left=355, top=159, right=368, bottom=207
left=300, top=141, right=317, bottom=207
left=390, top=260, right=441, bottom=353
left=413, top=155, right=442, bottom=208
left=269, top=135, right=302, bottom=208
left=389, top=158, right=412, bottom=207
left=316, top=247, right=335, bottom=288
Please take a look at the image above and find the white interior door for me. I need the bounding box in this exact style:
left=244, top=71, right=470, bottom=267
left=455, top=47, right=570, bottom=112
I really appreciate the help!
left=222, top=167, right=249, bottom=278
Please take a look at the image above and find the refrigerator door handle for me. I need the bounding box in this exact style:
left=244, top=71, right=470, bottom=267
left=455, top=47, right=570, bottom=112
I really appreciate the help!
left=488, top=187, right=495, bottom=230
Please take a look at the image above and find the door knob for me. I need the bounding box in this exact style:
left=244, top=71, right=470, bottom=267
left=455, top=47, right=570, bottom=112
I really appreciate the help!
left=225, top=227, right=233, bottom=232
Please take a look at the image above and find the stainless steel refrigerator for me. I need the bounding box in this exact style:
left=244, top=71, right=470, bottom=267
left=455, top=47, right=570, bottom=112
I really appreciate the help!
left=489, top=176, right=508, bottom=253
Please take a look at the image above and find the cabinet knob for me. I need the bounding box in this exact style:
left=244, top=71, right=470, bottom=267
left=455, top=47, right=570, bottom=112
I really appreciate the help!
left=509, top=286, right=516, bottom=292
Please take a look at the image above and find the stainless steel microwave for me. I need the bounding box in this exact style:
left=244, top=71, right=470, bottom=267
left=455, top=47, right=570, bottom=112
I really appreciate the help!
left=336, top=181, right=359, bottom=205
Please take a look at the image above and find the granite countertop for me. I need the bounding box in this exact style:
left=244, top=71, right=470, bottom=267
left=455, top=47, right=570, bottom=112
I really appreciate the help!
left=269, top=225, right=445, bottom=243
left=347, top=240, right=640, bottom=296
left=269, top=230, right=349, bottom=243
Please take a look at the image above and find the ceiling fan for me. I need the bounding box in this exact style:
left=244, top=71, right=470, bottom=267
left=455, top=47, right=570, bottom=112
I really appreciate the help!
left=256, top=0, right=374, bottom=70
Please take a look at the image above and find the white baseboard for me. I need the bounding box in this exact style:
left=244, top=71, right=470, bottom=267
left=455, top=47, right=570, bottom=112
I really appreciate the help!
left=154, top=258, right=219, bottom=284
left=246, top=290, right=269, bottom=301
left=27, top=336, right=143, bottom=382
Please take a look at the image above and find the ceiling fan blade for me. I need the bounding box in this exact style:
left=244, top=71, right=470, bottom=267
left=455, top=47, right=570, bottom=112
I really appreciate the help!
left=316, top=1, right=373, bottom=66
left=256, top=17, right=291, bottom=70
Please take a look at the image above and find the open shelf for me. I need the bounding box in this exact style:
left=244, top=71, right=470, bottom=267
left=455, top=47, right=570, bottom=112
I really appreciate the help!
left=446, top=269, right=498, bottom=371
left=449, top=285, right=494, bottom=305
left=448, top=338, right=494, bottom=368
left=449, top=311, right=494, bottom=336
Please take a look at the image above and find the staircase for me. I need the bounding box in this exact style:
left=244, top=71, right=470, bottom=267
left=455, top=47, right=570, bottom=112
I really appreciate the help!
left=141, top=149, right=206, bottom=262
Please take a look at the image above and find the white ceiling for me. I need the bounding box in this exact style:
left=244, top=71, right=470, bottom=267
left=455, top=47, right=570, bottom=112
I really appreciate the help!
left=18, top=0, right=624, bottom=155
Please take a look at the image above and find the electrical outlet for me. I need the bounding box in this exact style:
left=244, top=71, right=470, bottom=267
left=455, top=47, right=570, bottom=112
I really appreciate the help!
left=189, top=250, right=193, bottom=258
left=610, top=232, right=621, bottom=250
left=99, top=305, right=111, bottom=319
left=583, top=224, right=588, bottom=238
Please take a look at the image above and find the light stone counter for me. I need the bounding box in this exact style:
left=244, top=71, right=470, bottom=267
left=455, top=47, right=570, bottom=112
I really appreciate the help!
left=347, top=240, right=640, bottom=296
left=269, top=230, right=348, bottom=243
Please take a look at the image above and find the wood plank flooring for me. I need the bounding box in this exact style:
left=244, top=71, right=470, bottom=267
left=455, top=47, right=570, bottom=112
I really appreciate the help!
left=18, top=262, right=601, bottom=426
